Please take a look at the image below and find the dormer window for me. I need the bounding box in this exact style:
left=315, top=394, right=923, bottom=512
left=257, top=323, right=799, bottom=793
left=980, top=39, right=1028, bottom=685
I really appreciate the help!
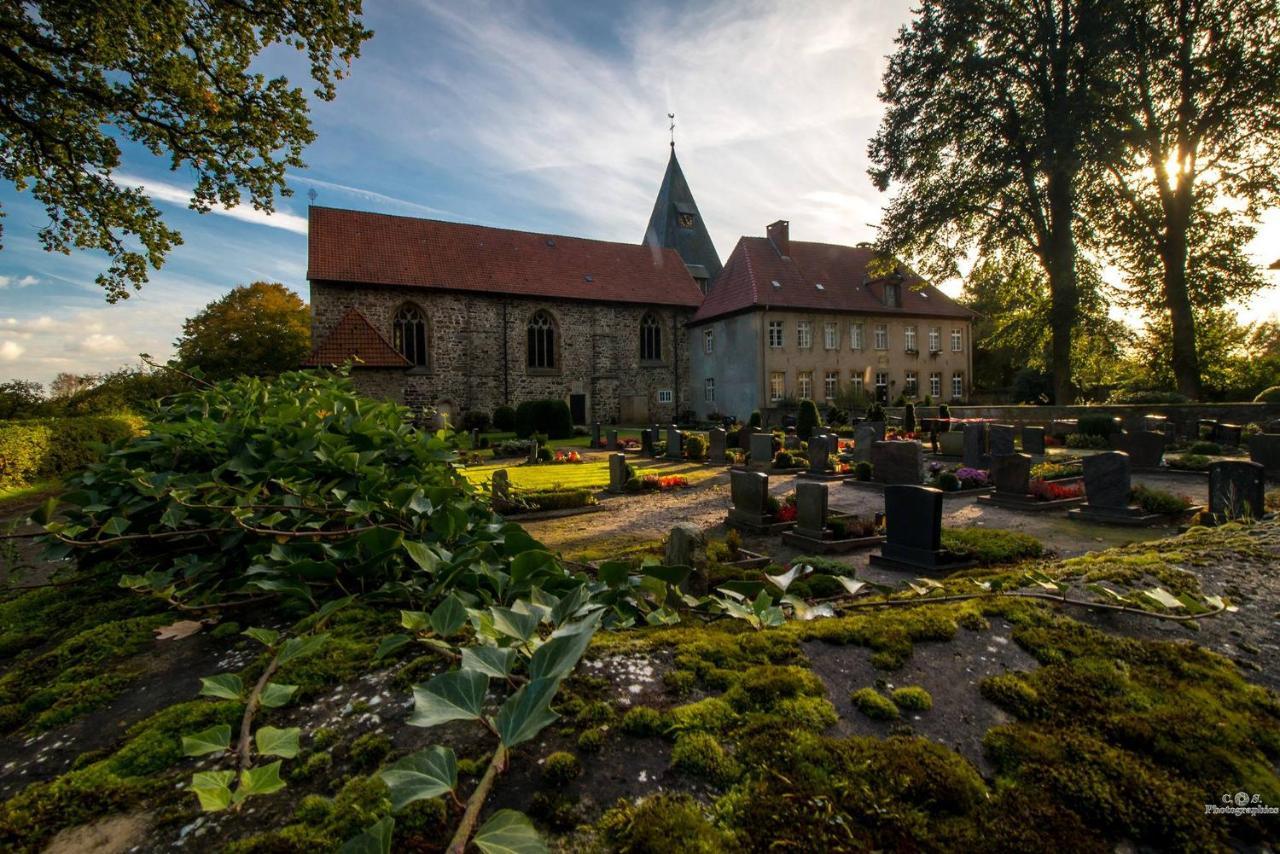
left=884, top=282, right=901, bottom=307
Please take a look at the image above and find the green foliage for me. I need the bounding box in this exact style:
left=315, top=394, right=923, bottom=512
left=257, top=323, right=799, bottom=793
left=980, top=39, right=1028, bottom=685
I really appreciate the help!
left=1108, top=389, right=1189, bottom=404
left=1188, top=440, right=1222, bottom=455
left=797, top=399, right=821, bottom=439
left=0, top=414, right=142, bottom=489
left=514, top=400, right=574, bottom=440
left=492, top=405, right=517, bottom=431
left=597, top=793, right=730, bottom=853
left=0, top=380, right=44, bottom=420
left=0, top=1, right=370, bottom=300
left=854, top=461, right=873, bottom=481
left=1256, top=385, right=1280, bottom=403
left=748, top=410, right=762, bottom=429
left=891, top=686, right=933, bottom=712
left=669, top=698, right=737, bottom=733
left=1066, top=432, right=1110, bottom=449
left=684, top=434, right=707, bottom=461
left=1131, top=485, right=1191, bottom=515
left=937, top=471, right=960, bottom=491
left=851, top=687, right=899, bottom=720
left=176, top=283, right=311, bottom=379
left=774, top=695, right=840, bottom=731
left=348, top=732, right=392, bottom=769
left=941, top=528, right=1043, bottom=565
left=1077, top=414, right=1120, bottom=437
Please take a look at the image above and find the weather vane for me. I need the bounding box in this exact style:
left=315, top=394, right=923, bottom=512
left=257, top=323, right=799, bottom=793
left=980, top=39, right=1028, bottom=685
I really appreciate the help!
left=668, top=112, right=675, bottom=148
left=307, top=188, right=318, bottom=204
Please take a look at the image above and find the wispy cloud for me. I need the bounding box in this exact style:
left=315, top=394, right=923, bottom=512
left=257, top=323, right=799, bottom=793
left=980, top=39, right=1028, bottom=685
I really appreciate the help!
left=114, top=173, right=309, bottom=235
left=286, top=173, right=462, bottom=221
left=0, top=274, right=39, bottom=288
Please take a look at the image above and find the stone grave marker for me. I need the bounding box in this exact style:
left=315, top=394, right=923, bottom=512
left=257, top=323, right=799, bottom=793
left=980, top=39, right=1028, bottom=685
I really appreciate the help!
left=749, top=432, right=775, bottom=471
left=807, top=434, right=831, bottom=474
left=784, top=433, right=801, bottom=451
left=793, top=480, right=828, bottom=540
left=651, top=423, right=662, bottom=457
left=527, top=440, right=540, bottom=465
left=1209, top=460, right=1266, bottom=520
left=665, top=523, right=702, bottom=568
left=988, top=424, right=1016, bottom=456
left=869, top=485, right=973, bottom=572
left=607, top=453, right=628, bottom=494
left=962, top=422, right=988, bottom=469
left=852, top=424, right=877, bottom=463
left=1215, top=423, right=1243, bottom=448
left=666, top=426, right=683, bottom=460
left=938, top=430, right=964, bottom=456
left=1021, top=425, right=1046, bottom=455
left=1248, top=432, right=1280, bottom=477
left=866, top=421, right=886, bottom=441
left=727, top=469, right=791, bottom=532
left=606, top=429, right=618, bottom=451
left=492, top=469, right=510, bottom=504
left=872, top=441, right=924, bottom=485
left=1068, top=451, right=1162, bottom=525
left=1126, top=430, right=1166, bottom=469
left=591, top=422, right=601, bottom=448
left=991, top=453, right=1032, bottom=496
left=1049, top=419, right=1077, bottom=438
left=708, top=428, right=727, bottom=463
left=640, top=429, right=654, bottom=456
left=470, top=428, right=480, bottom=450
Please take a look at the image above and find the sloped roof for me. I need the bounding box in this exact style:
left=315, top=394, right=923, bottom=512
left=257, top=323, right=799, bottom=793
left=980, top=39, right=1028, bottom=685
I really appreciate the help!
left=692, top=237, right=976, bottom=323
left=308, top=206, right=704, bottom=308
left=305, top=307, right=410, bottom=368
left=642, top=148, right=723, bottom=279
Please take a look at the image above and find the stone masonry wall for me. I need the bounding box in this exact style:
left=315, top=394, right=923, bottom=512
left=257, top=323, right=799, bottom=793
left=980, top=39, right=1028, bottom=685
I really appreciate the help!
left=311, top=282, right=693, bottom=424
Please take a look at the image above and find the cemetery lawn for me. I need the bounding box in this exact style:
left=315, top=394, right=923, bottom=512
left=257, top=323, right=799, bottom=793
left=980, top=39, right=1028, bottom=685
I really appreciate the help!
left=470, top=428, right=646, bottom=449
left=459, top=458, right=721, bottom=491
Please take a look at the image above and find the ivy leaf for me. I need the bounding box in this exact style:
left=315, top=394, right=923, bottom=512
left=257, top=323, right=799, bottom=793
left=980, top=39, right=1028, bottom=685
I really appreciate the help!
left=255, top=725, right=300, bottom=758
left=461, top=646, right=517, bottom=679
left=259, top=682, right=298, bottom=709
left=243, top=627, right=280, bottom=647
left=837, top=577, right=866, bottom=596
left=510, top=550, right=556, bottom=585
left=277, top=633, right=329, bottom=665
left=493, top=677, right=560, bottom=748
left=642, top=564, right=691, bottom=586
left=339, top=817, right=395, bottom=854
left=410, top=670, right=489, bottom=728
left=238, top=760, right=287, bottom=798
left=1143, top=587, right=1185, bottom=610
left=100, top=516, right=130, bottom=536
left=190, top=770, right=235, bottom=812
left=404, top=540, right=440, bottom=573
left=596, top=560, right=630, bottom=588
left=550, top=586, right=589, bottom=626
left=379, top=745, right=458, bottom=811
left=373, top=634, right=412, bottom=661
left=527, top=625, right=596, bottom=683
left=430, top=595, right=468, bottom=637
left=182, top=724, right=231, bottom=757
left=199, top=674, right=243, bottom=700
left=766, top=565, right=802, bottom=592
left=401, top=610, right=430, bottom=631
left=473, top=809, right=547, bottom=854
left=490, top=607, right=540, bottom=642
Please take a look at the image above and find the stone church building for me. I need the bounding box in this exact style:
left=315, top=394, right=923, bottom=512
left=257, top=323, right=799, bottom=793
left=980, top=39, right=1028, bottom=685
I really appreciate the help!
left=307, top=147, right=974, bottom=424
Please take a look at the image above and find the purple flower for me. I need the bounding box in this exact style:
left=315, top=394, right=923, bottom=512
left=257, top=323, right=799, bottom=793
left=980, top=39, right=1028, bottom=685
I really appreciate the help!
left=954, top=467, right=988, bottom=487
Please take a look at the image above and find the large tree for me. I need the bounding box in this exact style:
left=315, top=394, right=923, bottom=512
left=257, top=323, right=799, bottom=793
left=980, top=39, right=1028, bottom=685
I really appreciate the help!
left=0, top=1, right=370, bottom=301
left=869, top=0, right=1121, bottom=403
left=1095, top=0, right=1280, bottom=399
left=176, top=282, right=310, bottom=379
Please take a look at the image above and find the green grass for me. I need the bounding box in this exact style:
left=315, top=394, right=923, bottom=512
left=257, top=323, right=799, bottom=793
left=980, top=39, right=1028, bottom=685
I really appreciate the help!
left=468, top=428, right=645, bottom=450
left=0, top=479, right=59, bottom=514
left=459, top=458, right=720, bottom=491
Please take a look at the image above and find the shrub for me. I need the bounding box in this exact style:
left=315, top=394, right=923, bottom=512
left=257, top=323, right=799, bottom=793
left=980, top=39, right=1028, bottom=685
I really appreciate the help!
left=1131, top=484, right=1191, bottom=515
left=855, top=461, right=873, bottom=481
left=514, top=399, right=574, bottom=439
left=684, top=434, right=707, bottom=461
left=1188, top=441, right=1221, bottom=455
left=1077, top=414, right=1120, bottom=437
left=937, top=403, right=951, bottom=420
left=902, top=402, right=916, bottom=433
left=1108, top=389, right=1190, bottom=404
left=937, top=472, right=960, bottom=492
left=773, top=450, right=797, bottom=468
left=941, top=528, right=1042, bottom=565
left=748, top=410, right=763, bottom=429
left=460, top=410, right=490, bottom=432
left=1065, top=433, right=1110, bottom=449
left=1166, top=453, right=1211, bottom=471
left=492, top=405, right=516, bottom=431
left=866, top=402, right=886, bottom=422
left=536, top=446, right=553, bottom=462
left=891, top=686, right=933, bottom=712
left=0, top=414, right=144, bottom=489
left=500, top=488, right=596, bottom=513
left=797, top=399, right=821, bottom=439
left=1254, top=385, right=1280, bottom=403
left=490, top=439, right=534, bottom=458
left=851, top=687, right=898, bottom=720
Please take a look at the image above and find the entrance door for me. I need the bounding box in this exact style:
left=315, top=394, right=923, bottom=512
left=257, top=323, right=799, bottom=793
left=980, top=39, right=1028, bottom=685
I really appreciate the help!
left=569, top=393, right=587, bottom=425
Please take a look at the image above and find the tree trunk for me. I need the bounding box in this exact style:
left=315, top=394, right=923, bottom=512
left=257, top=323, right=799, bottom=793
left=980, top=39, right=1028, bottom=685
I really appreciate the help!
left=1162, top=210, right=1202, bottom=400
left=1045, top=174, right=1079, bottom=404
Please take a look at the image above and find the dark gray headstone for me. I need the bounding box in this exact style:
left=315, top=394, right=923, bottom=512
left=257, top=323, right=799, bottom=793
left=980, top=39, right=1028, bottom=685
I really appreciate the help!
left=1049, top=419, right=1077, bottom=438
left=729, top=469, right=769, bottom=525
left=884, top=484, right=943, bottom=552
left=606, top=429, right=619, bottom=451
left=784, top=434, right=801, bottom=451
left=666, top=426, right=683, bottom=460
left=807, top=434, right=831, bottom=473
left=1082, top=451, right=1132, bottom=509
left=665, top=523, right=702, bottom=568
left=989, top=424, right=1016, bottom=456
left=739, top=427, right=754, bottom=450
left=470, top=428, right=480, bottom=449
left=708, top=428, right=727, bottom=462
left=794, top=481, right=828, bottom=540
left=607, top=453, right=628, bottom=494
left=1126, top=430, right=1166, bottom=468
left=871, top=440, right=924, bottom=484
left=640, top=429, right=654, bottom=456
left=962, top=422, right=988, bottom=469
left=1209, top=461, right=1266, bottom=520
left=866, top=421, right=887, bottom=441
left=1215, top=423, right=1243, bottom=448
left=492, top=469, right=510, bottom=503
left=852, top=424, right=877, bottom=463
left=1021, top=425, right=1046, bottom=455
left=527, top=441, right=540, bottom=465
left=749, top=433, right=774, bottom=469
left=938, top=430, right=964, bottom=456
left=651, top=424, right=662, bottom=457
left=591, top=422, right=601, bottom=447
left=1266, top=419, right=1280, bottom=434
left=1248, top=433, right=1280, bottom=476
left=991, top=453, right=1032, bottom=496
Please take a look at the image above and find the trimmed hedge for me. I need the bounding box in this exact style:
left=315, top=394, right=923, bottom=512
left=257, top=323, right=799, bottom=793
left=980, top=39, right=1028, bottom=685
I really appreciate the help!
left=0, top=414, right=143, bottom=489
left=514, top=399, right=574, bottom=440
left=1077, top=414, right=1121, bottom=437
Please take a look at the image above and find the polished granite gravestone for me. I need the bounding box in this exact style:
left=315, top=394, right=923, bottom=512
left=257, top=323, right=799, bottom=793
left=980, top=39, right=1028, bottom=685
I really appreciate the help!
left=748, top=433, right=775, bottom=472
left=650, top=423, right=662, bottom=457
left=978, top=453, right=1082, bottom=511
left=708, top=428, right=727, bottom=463
left=640, top=429, right=654, bottom=456
left=1067, top=451, right=1162, bottom=525
left=852, top=425, right=878, bottom=463
left=726, top=469, right=794, bottom=533
left=988, top=424, right=1016, bottom=457
left=666, top=426, right=683, bottom=460
left=1048, top=419, right=1077, bottom=438
left=1214, top=423, right=1244, bottom=448
left=1208, top=460, right=1266, bottom=520
left=938, top=430, right=964, bottom=457
left=606, top=430, right=619, bottom=451
left=963, top=422, right=989, bottom=469
left=799, top=433, right=847, bottom=481
left=527, top=441, right=540, bottom=465
left=1021, top=425, right=1046, bottom=455
left=1125, top=430, right=1167, bottom=469
left=1249, top=432, right=1280, bottom=477
left=783, top=480, right=886, bottom=554
left=864, top=421, right=887, bottom=441
left=871, top=440, right=924, bottom=485
left=607, top=453, right=628, bottom=494
left=591, top=422, right=601, bottom=448
left=784, top=433, right=802, bottom=451
left=869, top=485, right=975, bottom=573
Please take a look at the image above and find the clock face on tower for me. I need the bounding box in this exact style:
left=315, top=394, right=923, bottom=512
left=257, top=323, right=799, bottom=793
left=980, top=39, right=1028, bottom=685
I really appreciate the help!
left=677, top=212, right=696, bottom=229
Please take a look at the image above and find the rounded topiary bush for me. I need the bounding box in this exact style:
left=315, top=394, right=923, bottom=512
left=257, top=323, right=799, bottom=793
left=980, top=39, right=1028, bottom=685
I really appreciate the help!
left=492, top=404, right=516, bottom=432
left=748, top=410, right=763, bottom=430
left=1077, top=414, right=1121, bottom=437
left=797, top=399, right=821, bottom=439
left=514, top=399, right=574, bottom=439
left=1254, top=386, right=1280, bottom=403
left=684, top=434, right=707, bottom=461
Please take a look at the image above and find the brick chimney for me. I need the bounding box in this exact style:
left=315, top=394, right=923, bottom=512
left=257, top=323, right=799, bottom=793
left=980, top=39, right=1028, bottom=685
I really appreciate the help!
left=766, top=220, right=790, bottom=258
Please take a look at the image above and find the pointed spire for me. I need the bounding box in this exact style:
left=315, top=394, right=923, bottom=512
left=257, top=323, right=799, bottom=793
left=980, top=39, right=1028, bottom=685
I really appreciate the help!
left=642, top=138, right=722, bottom=285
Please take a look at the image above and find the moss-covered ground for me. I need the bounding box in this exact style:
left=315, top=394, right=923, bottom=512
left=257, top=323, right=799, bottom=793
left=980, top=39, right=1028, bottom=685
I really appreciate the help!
left=1, top=515, right=1277, bottom=852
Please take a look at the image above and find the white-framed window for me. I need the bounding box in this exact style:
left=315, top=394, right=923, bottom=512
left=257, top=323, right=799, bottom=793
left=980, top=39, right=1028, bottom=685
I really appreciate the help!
left=874, top=324, right=888, bottom=350
left=657, top=389, right=674, bottom=404
left=768, top=320, right=784, bottom=349
left=874, top=371, right=888, bottom=398
left=929, top=371, right=941, bottom=398
left=770, top=371, right=785, bottom=401
left=951, top=328, right=963, bottom=352
left=797, top=321, right=812, bottom=349
left=851, top=323, right=864, bottom=350
left=904, top=370, right=918, bottom=397
left=824, top=371, right=839, bottom=400
left=851, top=372, right=864, bottom=394
left=904, top=325, right=917, bottom=352
left=797, top=371, right=813, bottom=400
left=703, top=328, right=714, bottom=355
left=823, top=321, right=839, bottom=350
left=928, top=327, right=940, bottom=353
left=704, top=378, right=715, bottom=403
left=951, top=373, right=964, bottom=399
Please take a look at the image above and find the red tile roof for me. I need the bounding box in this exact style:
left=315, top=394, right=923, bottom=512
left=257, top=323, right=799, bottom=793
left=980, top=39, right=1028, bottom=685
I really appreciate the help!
left=692, top=237, right=976, bottom=323
left=306, top=307, right=410, bottom=368
left=308, top=206, right=704, bottom=308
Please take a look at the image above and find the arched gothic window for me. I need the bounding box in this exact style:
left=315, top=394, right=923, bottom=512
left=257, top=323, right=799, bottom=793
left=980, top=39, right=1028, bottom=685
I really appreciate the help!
left=393, top=304, right=428, bottom=367
left=527, top=310, right=557, bottom=370
left=640, top=313, right=662, bottom=362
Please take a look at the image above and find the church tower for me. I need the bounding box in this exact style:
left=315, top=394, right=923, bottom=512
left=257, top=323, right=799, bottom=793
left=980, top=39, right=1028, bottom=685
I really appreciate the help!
left=642, top=137, right=722, bottom=293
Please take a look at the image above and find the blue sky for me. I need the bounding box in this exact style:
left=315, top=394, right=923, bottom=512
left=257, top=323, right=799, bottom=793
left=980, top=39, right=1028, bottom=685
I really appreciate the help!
left=1, top=0, right=1277, bottom=385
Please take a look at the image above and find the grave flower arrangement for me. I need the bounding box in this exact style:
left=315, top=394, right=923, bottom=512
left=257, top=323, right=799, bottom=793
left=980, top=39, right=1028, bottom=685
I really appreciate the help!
left=628, top=473, right=691, bottom=492
left=776, top=492, right=799, bottom=523
left=1029, top=479, right=1083, bottom=501
left=551, top=449, right=583, bottom=464
left=953, top=467, right=989, bottom=488
left=1030, top=459, right=1082, bottom=480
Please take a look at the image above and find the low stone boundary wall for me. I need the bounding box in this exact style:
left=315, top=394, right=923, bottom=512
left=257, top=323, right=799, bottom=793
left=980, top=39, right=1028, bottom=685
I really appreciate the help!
left=884, top=403, right=1279, bottom=439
